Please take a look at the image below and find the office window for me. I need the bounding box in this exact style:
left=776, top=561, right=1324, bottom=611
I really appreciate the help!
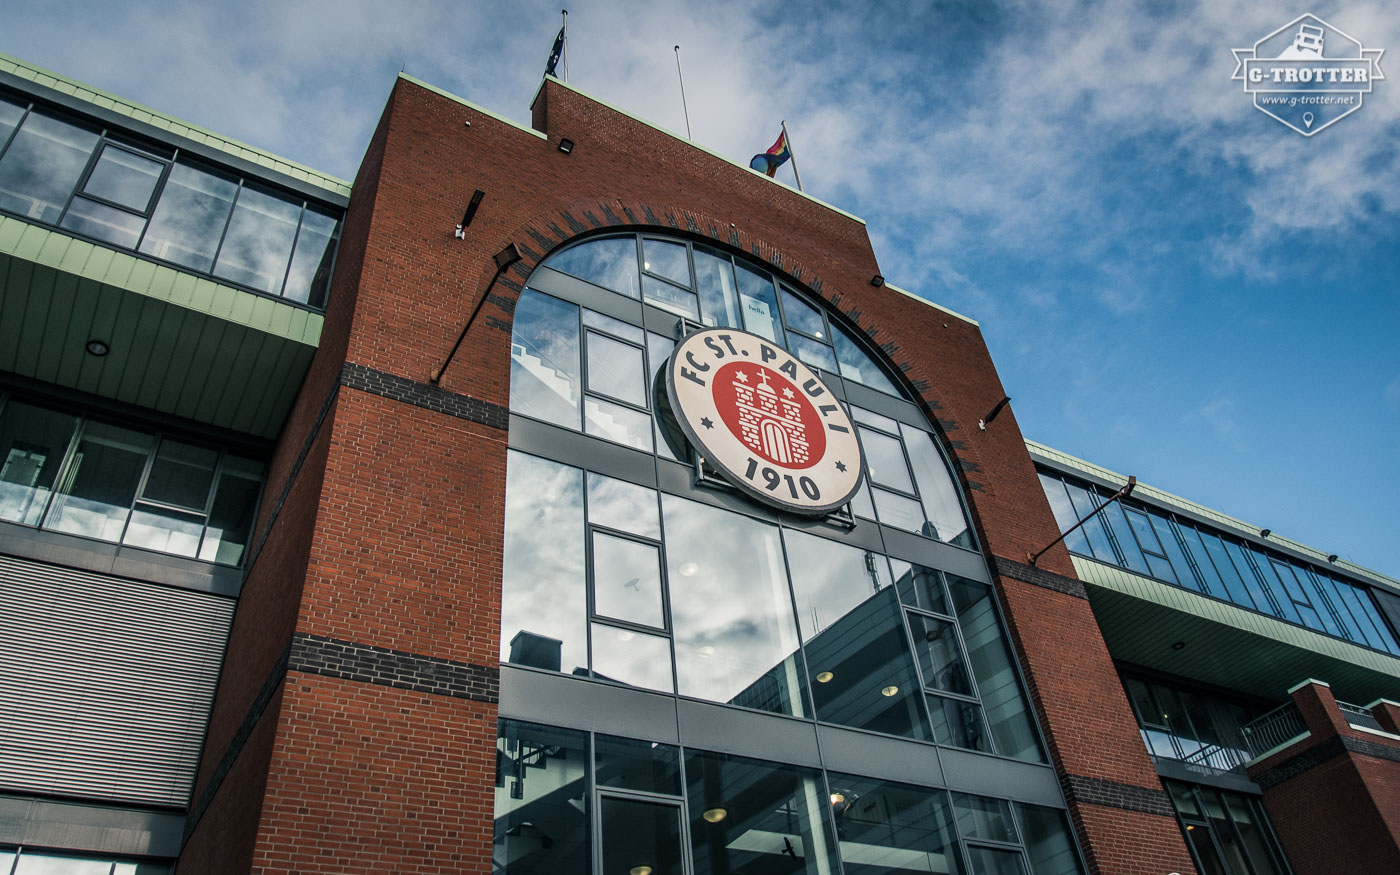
left=0, top=393, right=265, bottom=566
left=0, top=98, right=341, bottom=308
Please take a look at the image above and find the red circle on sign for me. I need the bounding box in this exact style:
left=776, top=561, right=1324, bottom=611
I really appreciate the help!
left=711, top=362, right=827, bottom=469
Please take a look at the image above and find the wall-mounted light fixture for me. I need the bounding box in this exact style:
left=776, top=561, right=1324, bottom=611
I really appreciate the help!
left=1327, top=554, right=1338, bottom=563
left=85, top=339, right=110, bottom=357
left=557, top=138, right=574, bottom=154
left=979, top=396, right=1011, bottom=431
left=454, top=189, right=486, bottom=239
left=870, top=274, right=885, bottom=287
left=1259, top=528, right=1271, bottom=538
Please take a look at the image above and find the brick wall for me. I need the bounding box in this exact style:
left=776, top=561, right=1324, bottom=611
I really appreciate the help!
left=185, top=75, right=1188, bottom=873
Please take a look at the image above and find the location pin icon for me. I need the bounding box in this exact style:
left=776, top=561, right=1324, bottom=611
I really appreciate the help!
left=1303, top=112, right=1315, bottom=129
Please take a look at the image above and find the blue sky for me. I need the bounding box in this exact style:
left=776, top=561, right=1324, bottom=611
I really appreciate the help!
left=6, top=0, right=1399, bottom=576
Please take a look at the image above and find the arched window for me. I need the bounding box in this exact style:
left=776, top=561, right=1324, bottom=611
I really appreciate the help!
left=496, top=232, right=1083, bottom=875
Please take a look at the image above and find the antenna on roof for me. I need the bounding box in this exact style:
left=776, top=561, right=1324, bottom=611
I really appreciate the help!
left=674, top=46, right=693, bottom=139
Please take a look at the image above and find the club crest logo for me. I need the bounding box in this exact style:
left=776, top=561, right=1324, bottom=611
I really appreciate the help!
left=667, top=328, right=864, bottom=515
left=1232, top=14, right=1386, bottom=136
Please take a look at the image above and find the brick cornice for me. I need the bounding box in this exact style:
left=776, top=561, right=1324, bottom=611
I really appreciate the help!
left=992, top=556, right=1088, bottom=599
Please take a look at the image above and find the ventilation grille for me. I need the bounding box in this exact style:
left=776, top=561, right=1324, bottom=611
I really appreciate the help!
left=0, top=555, right=234, bottom=808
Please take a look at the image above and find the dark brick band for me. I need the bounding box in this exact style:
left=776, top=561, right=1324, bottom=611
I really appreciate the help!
left=1254, top=734, right=1400, bottom=790
left=340, top=362, right=508, bottom=430
left=289, top=633, right=499, bottom=704
left=993, top=556, right=1089, bottom=600
left=1060, top=774, right=1175, bottom=817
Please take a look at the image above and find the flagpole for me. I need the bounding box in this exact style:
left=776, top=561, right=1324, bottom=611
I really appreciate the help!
left=561, top=10, right=568, bottom=81
left=674, top=46, right=693, bottom=139
left=781, top=120, right=804, bottom=191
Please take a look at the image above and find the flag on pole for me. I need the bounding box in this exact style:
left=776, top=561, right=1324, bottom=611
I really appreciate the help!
left=545, top=25, right=565, bottom=77
left=749, top=130, right=792, bottom=178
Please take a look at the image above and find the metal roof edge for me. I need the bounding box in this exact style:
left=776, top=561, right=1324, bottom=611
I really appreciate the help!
left=0, top=51, right=351, bottom=198
left=398, top=73, right=547, bottom=140
left=882, top=283, right=979, bottom=326
left=534, top=75, right=866, bottom=226
left=1027, top=438, right=1400, bottom=593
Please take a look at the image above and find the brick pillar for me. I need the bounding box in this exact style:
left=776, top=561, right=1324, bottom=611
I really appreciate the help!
left=1369, top=699, right=1400, bottom=735
left=1247, top=680, right=1400, bottom=874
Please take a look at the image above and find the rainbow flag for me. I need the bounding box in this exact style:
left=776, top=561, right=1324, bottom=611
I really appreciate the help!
left=749, top=130, right=792, bottom=178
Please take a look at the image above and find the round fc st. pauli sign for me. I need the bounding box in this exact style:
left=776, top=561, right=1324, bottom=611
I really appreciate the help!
left=666, top=328, right=864, bottom=515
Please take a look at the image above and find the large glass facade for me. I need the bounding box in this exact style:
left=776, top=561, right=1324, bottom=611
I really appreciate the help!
left=1120, top=674, right=1266, bottom=774
left=0, top=391, right=264, bottom=565
left=501, top=234, right=1073, bottom=872
left=1038, top=470, right=1400, bottom=656
left=0, top=93, right=340, bottom=307
left=0, top=848, right=168, bottom=874
left=495, top=719, right=1081, bottom=875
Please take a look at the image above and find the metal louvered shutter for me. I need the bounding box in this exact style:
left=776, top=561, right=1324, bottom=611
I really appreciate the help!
left=0, top=555, right=234, bottom=808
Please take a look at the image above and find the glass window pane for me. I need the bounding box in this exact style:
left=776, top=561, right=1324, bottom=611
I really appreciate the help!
left=1199, top=531, right=1257, bottom=610
left=946, top=576, right=1042, bottom=760
left=0, top=399, right=79, bottom=526
left=641, top=275, right=699, bottom=319
left=859, top=426, right=914, bottom=493
left=592, top=531, right=665, bottom=629
left=784, top=530, right=929, bottom=740
left=13, top=853, right=114, bottom=875
left=780, top=287, right=827, bottom=339
left=601, top=796, right=685, bottom=875
left=928, top=694, right=989, bottom=752
left=199, top=454, right=264, bottom=565
left=82, top=145, right=163, bottom=211
left=495, top=720, right=590, bottom=874
left=1015, top=803, right=1085, bottom=875
left=546, top=236, right=640, bottom=298
left=584, top=396, right=653, bottom=452
left=849, top=478, right=876, bottom=520
left=0, top=110, right=99, bottom=223
left=694, top=246, right=741, bottom=328
left=1103, top=503, right=1150, bottom=575
left=59, top=196, right=146, bottom=247
left=685, top=749, right=840, bottom=875
left=642, top=238, right=690, bottom=286
left=139, top=162, right=237, bottom=272
left=663, top=495, right=806, bottom=716
left=142, top=438, right=218, bottom=509
left=0, top=96, right=25, bottom=146
left=595, top=734, right=681, bottom=795
left=964, top=846, right=1026, bottom=875
left=1038, top=473, right=1091, bottom=556
left=787, top=332, right=838, bottom=374
left=648, top=332, right=680, bottom=460
left=953, top=793, right=1017, bottom=843
left=910, top=613, right=973, bottom=695
left=212, top=185, right=301, bottom=294
left=735, top=263, right=787, bottom=347
left=1295, top=566, right=1345, bottom=637
left=873, top=487, right=926, bottom=534
left=892, top=560, right=951, bottom=615
left=586, top=471, right=660, bottom=539
left=826, top=773, right=966, bottom=875
left=851, top=405, right=899, bottom=432
left=1223, top=794, right=1283, bottom=875
left=582, top=307, right=645, bottom=343
left=124, top=504, right=204, bottom=557
left=1178, top=523, right=1225, bottom=596
left=1335, top=578, right=1393, bottom=650
left=501, top=452, right=586, bottom=674
left=44, top=420, right=153, bottom=543
left=1148, top=512, right=1196, bottom=590
left=283, top=205, right=338, bottom=306
left=510, top=290, right=581, bottom=429
left=903, top=423, right=973, bottom=548
left=833, top=324, right=901, bottom=394
left=590, top=622, right=674, bottom=692
left=585, top=331, right=646, bottom=407
left=1222, top=539, right=1276, bottom=616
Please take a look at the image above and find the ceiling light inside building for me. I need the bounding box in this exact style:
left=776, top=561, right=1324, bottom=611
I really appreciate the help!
left=815, top=671, right=834, bottom=683
left=702, top=807, right=728, bottom=823
left=881, top=685, right=899, bottom=697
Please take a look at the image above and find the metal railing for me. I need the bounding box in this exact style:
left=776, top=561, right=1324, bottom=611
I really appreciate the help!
left=1241, top=702, right=1308, bottom=759
left=1338, top=700, right=1384, bottom=733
